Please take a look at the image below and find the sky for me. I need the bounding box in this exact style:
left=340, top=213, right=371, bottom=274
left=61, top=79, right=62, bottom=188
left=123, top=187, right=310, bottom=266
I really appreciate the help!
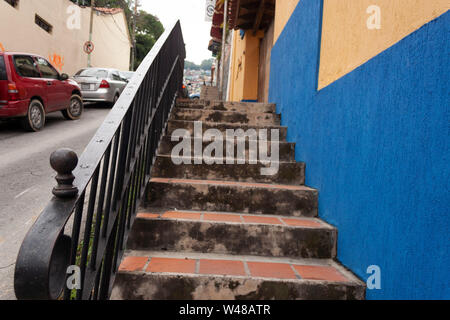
left=140, top=0, right=214, bottom=65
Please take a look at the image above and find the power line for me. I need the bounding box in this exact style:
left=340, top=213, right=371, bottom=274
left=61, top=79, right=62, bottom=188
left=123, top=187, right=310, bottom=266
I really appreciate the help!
left=109, top=12, right=132, bottom=42
left=98, top=13, right=131, bottom=44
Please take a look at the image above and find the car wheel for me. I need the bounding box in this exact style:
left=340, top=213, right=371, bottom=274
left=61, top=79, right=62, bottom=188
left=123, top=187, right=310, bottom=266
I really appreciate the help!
left=108, top=94, right=119, bottom=108
left=62, top=95, right=83, bottom=120
left=20, top=99, right=45, bottom=132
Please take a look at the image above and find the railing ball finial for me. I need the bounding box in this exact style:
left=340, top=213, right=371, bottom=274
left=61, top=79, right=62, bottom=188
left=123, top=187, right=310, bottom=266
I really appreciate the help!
left=50, top=148, right=79, bottom=198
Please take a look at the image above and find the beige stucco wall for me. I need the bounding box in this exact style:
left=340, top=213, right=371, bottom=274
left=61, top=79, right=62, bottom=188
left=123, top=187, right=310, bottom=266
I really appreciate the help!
left=318, top=0, right=449, bottom=89
left=274, top=0, right=300, bottom=44
left=91, top=9, right=131, bottom=71
left=0, top=0, right=131, bottom=75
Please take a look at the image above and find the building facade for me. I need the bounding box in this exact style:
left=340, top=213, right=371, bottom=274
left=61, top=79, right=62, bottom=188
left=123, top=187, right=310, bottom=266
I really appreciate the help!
left=210, top=0, right=449, bottom=299
left=0, top=0, right=132, bottom=75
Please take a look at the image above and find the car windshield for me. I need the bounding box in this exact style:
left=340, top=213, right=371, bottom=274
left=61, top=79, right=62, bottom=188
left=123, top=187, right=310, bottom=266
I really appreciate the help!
left=75, top=69, right=108, bottom=78
left=0, top=56, right=6, bottom=80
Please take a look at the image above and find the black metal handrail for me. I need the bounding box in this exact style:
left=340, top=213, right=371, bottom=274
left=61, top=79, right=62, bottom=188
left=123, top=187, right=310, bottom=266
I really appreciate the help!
left=14, top=21, right=185, bottom=300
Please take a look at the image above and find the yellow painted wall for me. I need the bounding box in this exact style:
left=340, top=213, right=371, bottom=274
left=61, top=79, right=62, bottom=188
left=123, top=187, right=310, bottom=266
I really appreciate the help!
left=228, top=30, right=244, bottom=101
left=318, top=0, right=449, bottom=89
left=274, top=0, right=300, bottom=44
left=227, top=0, right=301, bottom=101
left=228, top=30, right=261, bottom=102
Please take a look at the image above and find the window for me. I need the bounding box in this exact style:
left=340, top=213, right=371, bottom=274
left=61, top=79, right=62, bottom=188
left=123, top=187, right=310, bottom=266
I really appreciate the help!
left=111, top=72, right=122, bottom=81
left=35, top=15, right=52, bottom=34
left=0, top=56, right=7, bottom=80
left=35, top=57, right=59, bottom=79
left=120, top=71, right=134, bottom=80
left=13, top=55, right=41, bottom=78
left=75, top=69, right=108, bottom=79
left=4, top=0, right=19, bottom=8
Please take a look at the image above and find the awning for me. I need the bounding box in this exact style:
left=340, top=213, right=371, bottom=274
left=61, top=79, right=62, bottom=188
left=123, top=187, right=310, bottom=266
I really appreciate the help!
left=208, top=0, right=275, bottom=53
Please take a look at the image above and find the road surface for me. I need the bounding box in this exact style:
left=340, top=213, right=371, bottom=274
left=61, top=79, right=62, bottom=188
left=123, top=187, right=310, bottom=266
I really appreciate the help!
left=0, top=105, right=110, bottom=300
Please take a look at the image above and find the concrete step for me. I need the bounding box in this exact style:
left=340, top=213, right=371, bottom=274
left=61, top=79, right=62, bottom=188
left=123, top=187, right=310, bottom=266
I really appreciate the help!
left=127, top=210, right=336, bottom=259
left=111, top=251, right=365, bottom=300
left=176, top=100, right=276, bottom=114
left=144, top=178, right=318, bottom=217
left=171, top=108, right=281, bottom=126
left=158, top=136, right=297, bottom=162
left=152, top=155, right=305, bottom=185
left=167, top=120, right=288, bottom=141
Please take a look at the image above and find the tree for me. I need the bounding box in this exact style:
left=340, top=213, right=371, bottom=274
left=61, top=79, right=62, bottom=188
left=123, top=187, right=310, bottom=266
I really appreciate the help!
left=184, top=59, right=215, bottom=71
left=184, top=61, right=200, bottom=70
left=136, top=10, right=164, bottom=37
left=200, top=59, right=214, bottom=70
left=134, top=11, right=164, bottom=69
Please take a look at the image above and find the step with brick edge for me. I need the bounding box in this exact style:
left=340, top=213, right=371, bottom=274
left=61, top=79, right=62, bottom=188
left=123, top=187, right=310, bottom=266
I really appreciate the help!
left=111, top=251, right=365, bottom=300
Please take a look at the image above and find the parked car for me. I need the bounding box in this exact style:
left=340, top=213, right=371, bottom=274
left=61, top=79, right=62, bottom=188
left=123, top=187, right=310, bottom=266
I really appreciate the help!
left=119, top=71, right=135, bottom=82
left=73, top=68, right=127, bottom=107
left=179, top=82, right=189, bottom=99
left=0, top=52, right=83, bottom=131
left=189, top=93, right=200, bottom=100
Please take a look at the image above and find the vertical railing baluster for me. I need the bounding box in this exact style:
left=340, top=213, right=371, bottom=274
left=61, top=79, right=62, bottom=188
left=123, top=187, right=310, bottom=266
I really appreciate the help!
left=92, top=263, right=102, bottom=300
left=126, top=101, right=138, bottom=173
left=63, top=191, right=85, bottom=300
left=102, top=130, right=121, bottom=237
left=90, top=145, right=111, bottom=270
left=77, top=166, right=100, bottom=299
left=113, top=186, right=129, bottom=271
left=98, top=220, right=117, bottom=300
left=112, top=110, right=132, bottom=214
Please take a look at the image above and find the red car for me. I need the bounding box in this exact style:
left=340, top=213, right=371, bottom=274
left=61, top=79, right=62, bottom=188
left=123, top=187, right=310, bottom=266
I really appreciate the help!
left=0, top=52, right=83, bottom=131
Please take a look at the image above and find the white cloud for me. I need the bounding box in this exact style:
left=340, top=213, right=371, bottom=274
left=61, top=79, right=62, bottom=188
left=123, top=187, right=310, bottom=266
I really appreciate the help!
left=140, top=0, right=214, bottom=65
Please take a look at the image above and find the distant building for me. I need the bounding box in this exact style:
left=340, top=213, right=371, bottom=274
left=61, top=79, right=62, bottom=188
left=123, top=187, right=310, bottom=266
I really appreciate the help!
left=0, top=0, right=132, bottom=75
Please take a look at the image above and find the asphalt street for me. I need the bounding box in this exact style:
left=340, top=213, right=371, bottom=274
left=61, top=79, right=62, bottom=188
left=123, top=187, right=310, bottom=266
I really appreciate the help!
left=0, top=104, right=110, bottom=300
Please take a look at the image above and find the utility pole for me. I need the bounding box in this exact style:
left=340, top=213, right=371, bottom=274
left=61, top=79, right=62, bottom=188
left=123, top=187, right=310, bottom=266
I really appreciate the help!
left=87, top=0, right=95, bottom=67
left=130, top=0, right=138, bottom=71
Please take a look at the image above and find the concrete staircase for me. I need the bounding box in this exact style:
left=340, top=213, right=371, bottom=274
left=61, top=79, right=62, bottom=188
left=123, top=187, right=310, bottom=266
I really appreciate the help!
left=110, top=99, right=366, bottom=300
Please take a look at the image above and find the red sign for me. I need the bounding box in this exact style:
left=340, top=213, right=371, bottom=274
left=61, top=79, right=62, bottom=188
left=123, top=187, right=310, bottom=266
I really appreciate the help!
left=83, top=41, right=94, bottom=54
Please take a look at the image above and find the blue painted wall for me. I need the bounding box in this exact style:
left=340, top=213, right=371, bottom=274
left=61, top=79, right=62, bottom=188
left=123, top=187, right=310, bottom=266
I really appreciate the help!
left=269, top=0, right=449, bottom=300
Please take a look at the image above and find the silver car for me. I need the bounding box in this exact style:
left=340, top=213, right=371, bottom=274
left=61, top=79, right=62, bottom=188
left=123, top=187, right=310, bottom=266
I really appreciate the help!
left=119, top=71, right=135, bottom=82
left=73, top=68, right=127, bottom=107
